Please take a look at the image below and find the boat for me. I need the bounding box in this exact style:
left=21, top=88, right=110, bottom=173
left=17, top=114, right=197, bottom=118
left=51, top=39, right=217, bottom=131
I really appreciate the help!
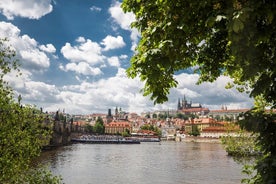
left=71, top=135, right=140, bottom=144
left=128, top=136, right=160, bottom=142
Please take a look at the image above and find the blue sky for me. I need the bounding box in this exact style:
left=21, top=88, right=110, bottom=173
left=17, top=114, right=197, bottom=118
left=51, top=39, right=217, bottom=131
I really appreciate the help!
left=0, top=0, right=253, bottom=114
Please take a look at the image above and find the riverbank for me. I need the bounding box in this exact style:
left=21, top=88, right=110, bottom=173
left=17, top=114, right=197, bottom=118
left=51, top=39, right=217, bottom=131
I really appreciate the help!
left=180, top=137, right=222, bottom=143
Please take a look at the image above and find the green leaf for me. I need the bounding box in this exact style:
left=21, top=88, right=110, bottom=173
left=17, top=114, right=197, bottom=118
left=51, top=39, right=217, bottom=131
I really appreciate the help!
left=232, top=18, right=244, bottom=33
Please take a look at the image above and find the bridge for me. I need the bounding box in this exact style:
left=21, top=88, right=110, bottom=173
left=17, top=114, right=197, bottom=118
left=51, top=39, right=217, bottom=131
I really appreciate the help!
left=49, top=118, right=86, bottom=147
left=42, top=111, right=86, bottom=148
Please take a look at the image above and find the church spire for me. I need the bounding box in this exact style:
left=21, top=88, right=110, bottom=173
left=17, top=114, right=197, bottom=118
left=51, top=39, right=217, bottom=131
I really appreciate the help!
left=177, top=98, right=181, bottom=110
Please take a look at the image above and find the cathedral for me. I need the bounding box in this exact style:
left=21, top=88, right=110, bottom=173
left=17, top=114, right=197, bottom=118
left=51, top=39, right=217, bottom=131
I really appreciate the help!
left=177, top=95, right=202, bottom=110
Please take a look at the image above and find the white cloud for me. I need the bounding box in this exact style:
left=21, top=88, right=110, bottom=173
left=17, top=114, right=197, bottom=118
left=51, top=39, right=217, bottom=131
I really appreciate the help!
left=20, top=49, right=50, bottom=69
left=6, top=66, right=253, bottom=115
left=172, top=73, right=253, bottom=109
left=39, top=44, right=56, bottom=53
left=0, top=0, right=53, bottom=20
left=109, top=1, right=140, bottom=50
left=3, top=69, right=31, bottom=91
left=119, top=54, right=128, bottom=59
left=107, top=56, right=120, bottom=67
left=54, top=68, right=150, bottom=114
left=63, top=62, right=103, bottom=76
left=90, top=6, right=101, bottom=12
left=76, top=36, right=86, bottom=43
left=0, top=21, right=51, bottom=71
left=61, top=38, right=105, bottom=65
left=4, top=69, right=60, bottom=106
left=109, top=1, right=135, bottom=30
left=101, top=35, right=126, bottom=51
left=23, top=81, right=60, bottom=102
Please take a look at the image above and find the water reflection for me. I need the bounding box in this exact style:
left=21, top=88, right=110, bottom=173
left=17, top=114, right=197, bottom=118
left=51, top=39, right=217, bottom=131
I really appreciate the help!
left=39, top=142, right=244, bottom=184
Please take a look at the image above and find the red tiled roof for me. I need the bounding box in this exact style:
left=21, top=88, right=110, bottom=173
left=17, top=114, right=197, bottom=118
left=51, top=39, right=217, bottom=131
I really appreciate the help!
left=181, top=108, right=209, bottom=112
left=202, top=126, right=227, bottom=132
left=105, top=121, right=131, bottom=127
left=73, top=121, right=86, bottom=126
left=137, top=129, right=156, bottom=135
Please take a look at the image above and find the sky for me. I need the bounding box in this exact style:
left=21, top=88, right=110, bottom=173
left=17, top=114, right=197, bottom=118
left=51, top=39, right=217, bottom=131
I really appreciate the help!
left=0, top=0, right=253, bottom=115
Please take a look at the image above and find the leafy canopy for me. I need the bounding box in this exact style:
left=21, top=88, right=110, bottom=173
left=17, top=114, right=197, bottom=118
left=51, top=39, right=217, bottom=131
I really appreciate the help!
left=122, top=0, right=276, bottom=106
left=0, top=38, right=61, bottom=183
left=94, top=117, right=105, bottom=134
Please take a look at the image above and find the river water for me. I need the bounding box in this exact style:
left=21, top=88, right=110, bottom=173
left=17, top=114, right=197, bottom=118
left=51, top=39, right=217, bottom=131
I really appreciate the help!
left=39, top=141, right=244, bottom=184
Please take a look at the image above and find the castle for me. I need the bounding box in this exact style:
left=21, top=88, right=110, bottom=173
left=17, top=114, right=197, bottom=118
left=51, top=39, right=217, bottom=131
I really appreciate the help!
left=177, top=95, right=202, bottom=110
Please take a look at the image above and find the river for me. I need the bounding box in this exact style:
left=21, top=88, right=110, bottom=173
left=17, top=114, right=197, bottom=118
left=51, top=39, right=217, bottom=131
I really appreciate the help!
left=39, top=141, right=244, bottom=184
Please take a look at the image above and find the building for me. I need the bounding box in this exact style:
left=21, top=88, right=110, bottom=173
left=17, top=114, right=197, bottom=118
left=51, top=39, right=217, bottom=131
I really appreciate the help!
left=181, top=107, right=210, bottom=116
left=177, top=95, right=210, bottom=115
left=208, top=106, right=250, bottom=122
left=104, top=121, right=132, bottom=134
left=114, top=107, right=128, bottom=120
left=200, top=126, right=239, bottom=138
left=177, top=95, right=203, bottom=110
left=184, top=117, right=222, bottom=133
left=161, top=126, right=177, bottom=140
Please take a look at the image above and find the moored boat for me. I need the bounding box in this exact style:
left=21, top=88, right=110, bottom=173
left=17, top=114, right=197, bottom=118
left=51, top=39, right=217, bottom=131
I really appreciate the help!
left=71, top=135, right=140, bottom=144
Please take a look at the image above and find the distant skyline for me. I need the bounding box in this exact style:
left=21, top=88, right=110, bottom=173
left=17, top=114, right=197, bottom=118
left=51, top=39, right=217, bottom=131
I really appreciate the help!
left=0, top=0, right=253, bottom=114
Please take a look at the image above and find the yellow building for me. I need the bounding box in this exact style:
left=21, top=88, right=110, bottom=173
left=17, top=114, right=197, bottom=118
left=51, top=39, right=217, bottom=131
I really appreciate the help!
left=185, top=118, right=220, bottom=132
left=105, top=121, right=132, bottom=134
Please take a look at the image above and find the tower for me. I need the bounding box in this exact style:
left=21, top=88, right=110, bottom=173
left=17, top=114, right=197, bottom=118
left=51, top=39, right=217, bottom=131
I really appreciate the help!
left=177, top=98, right=181, bottom=110
left=106, top=109, right=112, bottom=123
left=115, top=106, right=118, bottom=115
left=182, top=95, right=188, bottom=109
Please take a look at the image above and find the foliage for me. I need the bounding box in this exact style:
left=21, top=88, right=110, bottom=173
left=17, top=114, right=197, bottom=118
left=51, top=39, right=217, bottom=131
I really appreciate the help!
left=176, top=113, right=188, bottom=120
left=93, top=117, right=105, bottom=134
left=189, top=125, right=200, bottom=137
left=145, top=114, right=150, bottom=118
left=84, top=123, right=94, bottom=134
left=221, top=131, right=260, bottom=157
left=121, top=129, right=130, bottom=137
left=122, top=1, right=276, bottom=183
left=140, top=124, right=161, bottom=137
left=239, top=109, right=276, bottom=183
left=221, top=96, right=276, bottom=183
left=0, top=39, right=61, bottom=183
left=122, top=0, right=276, bottom=106
left=26, top=166, right=62, bottom=184
left=157, top=113, right=166, bottom=119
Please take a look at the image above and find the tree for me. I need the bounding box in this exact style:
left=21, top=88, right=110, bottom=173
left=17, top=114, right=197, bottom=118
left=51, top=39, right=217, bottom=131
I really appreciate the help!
left=121, top=129, right=130, bottom=137
left=0, top=39, right=61, bottom=183
left=189, top=125, right=200, bottom=137
left=93, top=117, right=105, bottom=134
left=158, top=113, right=166, bottom=119
left=140, top=124, right=161, bottom=136
left=122, top=1, right=276, bottom=183
left=122, top=0, right=276, bottom=105
left=84, top=123, right=94, bottom=134
left=221, top=130, right=260, bottom=157
left=145, top=114, right=150, bottom=118
left=176, top=113, right=187, bottom=120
